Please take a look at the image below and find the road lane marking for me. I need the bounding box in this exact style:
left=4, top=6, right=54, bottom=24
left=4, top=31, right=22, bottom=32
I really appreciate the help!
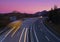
left=0, top=20, right=22, bottom=42
left=43, top=23, right=60, bottom=40
left=45, top=36, right=50, bottom=41
left=24, top=28, right=28, bottom=42
left=33, top=28, right=39, bottom=42
left=19, top=28, right=25, bottom=42
left=30, top=27, right=34, bottom=42
left=0, top=27, right=16, bottom=42
left=11, top=26, right=20, bottom=37
left=26, top=30, right=28, bottom=42
left=11, top=21, right=22, bottom=37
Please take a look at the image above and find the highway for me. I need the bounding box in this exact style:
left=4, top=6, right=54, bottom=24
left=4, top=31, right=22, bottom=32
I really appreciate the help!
left=0, top=18, right=60, bottom=42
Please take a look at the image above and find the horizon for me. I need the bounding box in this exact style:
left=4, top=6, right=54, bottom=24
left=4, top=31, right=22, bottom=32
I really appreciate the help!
left=0, top=0, right=60, bottom=14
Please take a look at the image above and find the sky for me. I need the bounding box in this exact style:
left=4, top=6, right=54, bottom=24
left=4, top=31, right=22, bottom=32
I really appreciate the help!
left=0, top=0, right=60, bottom=13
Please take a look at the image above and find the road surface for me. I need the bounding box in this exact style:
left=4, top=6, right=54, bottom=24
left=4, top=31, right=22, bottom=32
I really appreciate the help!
left=0, top=18, right=60, bottom=42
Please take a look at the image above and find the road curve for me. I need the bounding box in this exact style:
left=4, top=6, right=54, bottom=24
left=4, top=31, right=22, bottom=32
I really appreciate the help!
left=0, top=18, right=60, bottom=42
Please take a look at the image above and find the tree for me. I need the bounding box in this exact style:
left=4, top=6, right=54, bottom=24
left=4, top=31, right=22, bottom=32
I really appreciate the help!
left=48, top=5, right=60, bottom=24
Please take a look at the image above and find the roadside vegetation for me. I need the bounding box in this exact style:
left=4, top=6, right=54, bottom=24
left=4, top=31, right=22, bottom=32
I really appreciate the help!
left=45, top=5, right=60, bottom=36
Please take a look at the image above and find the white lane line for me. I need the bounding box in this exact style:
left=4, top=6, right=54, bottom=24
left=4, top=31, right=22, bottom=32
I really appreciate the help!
left=30, top=28, right=34, bottom=42
left=19, top=28, right=25, bottom=42
left=44, top=24, right=60, bottom=40
left=45, top=36, right=50, bottom=41
left=33, top=28, right=39, bottom=42
left=11, top=21, right=22, bottom=37
left=24, top=28, right=28, bottom=42
left=0, top=27, right=16, bottom=42
left=11, top=26, right=20, bottom=37
left=26, top=30, right=28, bottom=42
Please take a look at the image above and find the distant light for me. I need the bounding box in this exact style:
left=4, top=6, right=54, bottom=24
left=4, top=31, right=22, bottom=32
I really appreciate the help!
left=39, top=16, right=43, bottom=18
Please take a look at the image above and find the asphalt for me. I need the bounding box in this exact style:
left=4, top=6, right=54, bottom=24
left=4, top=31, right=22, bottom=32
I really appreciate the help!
left=0, top=18, right=60, bottom=42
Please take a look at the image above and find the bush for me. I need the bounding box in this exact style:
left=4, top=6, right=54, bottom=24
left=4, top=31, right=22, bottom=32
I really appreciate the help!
left=48, top=8, right=60, bottom=24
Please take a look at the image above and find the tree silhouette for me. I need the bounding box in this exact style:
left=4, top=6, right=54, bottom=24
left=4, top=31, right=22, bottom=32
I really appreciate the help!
left=48, top=5, right=60, bottom=24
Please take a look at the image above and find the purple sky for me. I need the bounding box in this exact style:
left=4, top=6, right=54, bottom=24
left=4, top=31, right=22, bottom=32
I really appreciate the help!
left=0, top=0, right=60, bottom=13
